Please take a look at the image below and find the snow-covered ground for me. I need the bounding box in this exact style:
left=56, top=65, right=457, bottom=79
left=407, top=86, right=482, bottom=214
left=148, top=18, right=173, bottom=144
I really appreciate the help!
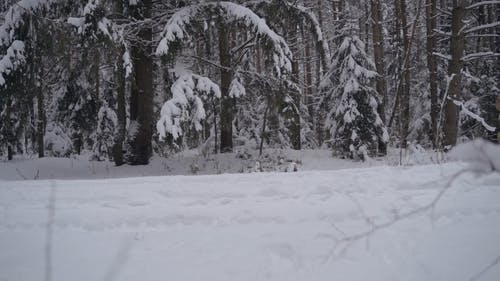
left=1, top=160, right=499, bottom=281
left=0, top=147, right=442, bottom=181
left=0, top=149, right=378, bottom=181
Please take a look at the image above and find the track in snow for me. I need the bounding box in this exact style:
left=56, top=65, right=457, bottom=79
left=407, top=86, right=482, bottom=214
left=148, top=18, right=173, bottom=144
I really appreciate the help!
left=0, top=163, right=499, bottom=281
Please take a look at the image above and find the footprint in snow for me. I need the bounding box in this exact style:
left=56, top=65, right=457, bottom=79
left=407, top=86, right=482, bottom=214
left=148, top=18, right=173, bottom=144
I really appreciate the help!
left=128, top=201, right=149, bottom=207
left=257, top=188, right=288, bottom=198
left=219, top=198, right=232, bottom=205
left=264, top=243, right=301, bottom=276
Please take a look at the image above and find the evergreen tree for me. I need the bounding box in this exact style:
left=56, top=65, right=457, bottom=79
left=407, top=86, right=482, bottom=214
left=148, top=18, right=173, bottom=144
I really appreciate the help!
left=321, top=34, right=388, bottom=160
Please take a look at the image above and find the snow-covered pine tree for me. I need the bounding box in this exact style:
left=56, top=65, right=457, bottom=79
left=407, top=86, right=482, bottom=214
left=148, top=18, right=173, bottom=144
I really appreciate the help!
left=156, top=1, right=292, bottom=153
left=93, top=102, right=118, bottom=160
left=322, top=33, right=388, bottom=160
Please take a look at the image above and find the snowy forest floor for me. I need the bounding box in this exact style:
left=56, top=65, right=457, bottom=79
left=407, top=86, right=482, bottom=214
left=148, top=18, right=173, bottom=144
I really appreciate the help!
left=0, top=147, right=441, bottom=181
left=1, top=148, right=500, bottom=281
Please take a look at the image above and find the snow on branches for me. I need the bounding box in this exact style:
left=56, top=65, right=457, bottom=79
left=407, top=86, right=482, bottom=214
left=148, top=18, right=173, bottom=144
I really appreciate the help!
left=323, top=35, right=388, bottom=159
left=229, top=76, right=246, bottom=98
left=293, top=3, right=330, bottom=64
left=0, top=0, right=55, bottom=47
left=0, top=40, right=25, bottom=86
left=249, top=0, right=330, bottom=67
left=67, top=0, right=114, bottom=40
left=156, top=1, right=292, bottom=77
left=0, top=0, right=56, bottom=85
left=157, top=73, right=221, bottom=140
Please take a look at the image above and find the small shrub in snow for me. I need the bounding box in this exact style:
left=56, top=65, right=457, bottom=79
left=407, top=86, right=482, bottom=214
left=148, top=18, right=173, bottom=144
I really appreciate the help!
left=448, top=139, right=500, bottom=172
left=93, top=103, right=118, bottom=161
left=44, top=122, right=72, bottom=157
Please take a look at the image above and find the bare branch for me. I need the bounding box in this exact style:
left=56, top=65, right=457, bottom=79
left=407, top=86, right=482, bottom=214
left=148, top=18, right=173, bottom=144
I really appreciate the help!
left=466, top=1, right=500, bottom=10
left=464, top=21, right=500, bottom=34
left=462, top=51, right=500, bottom=62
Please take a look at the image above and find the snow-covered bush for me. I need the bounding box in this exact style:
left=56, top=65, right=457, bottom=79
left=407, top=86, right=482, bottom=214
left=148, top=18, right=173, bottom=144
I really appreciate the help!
left=448, top=139, right=500, bottom=172
left=321, top=35, right=388, bottom=160
left=44, top=122, right=72, bottom=157
left=92, top=103, right=118, bottom=160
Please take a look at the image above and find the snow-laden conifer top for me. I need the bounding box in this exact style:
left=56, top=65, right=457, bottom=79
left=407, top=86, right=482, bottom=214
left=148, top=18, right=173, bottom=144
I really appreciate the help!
left=156, top=1, right=292, bottom=77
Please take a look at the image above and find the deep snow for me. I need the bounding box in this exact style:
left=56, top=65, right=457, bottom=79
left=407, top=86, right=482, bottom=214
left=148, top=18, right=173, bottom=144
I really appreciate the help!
left=1, top=161, right=499, bottom=281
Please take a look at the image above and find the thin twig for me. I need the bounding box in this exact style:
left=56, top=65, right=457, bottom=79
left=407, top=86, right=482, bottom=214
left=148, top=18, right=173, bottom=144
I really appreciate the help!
left=325, top=167, right=484, bottom=262
left=469, top=253, right=500, bottom=281
left=44, top=181, right=56, bottom=281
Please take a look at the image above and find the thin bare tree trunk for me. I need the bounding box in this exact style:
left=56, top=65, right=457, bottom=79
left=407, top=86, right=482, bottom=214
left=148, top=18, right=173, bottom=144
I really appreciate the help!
left=6, top=95, right=13, bottom=160
left=304, top=32, right=314, bottom=122
left=31, top=16, right=45, bottom=158
left=443, top=0, right=466, bottom=148
left=255, top=46, right=262, bottom=74
left=259, top=104, right=269, bottom=156
left=371, top=0, right=387, bottom=155
left=399, top=0, right=411, bottom=149
left=37, top=89, right=45, bottom=158
left=388, top=0, right=403, bottom=129
left=288, top=25, right=301, bottom=150
left=315, top=0, right=325, bottom=146
left=219, top=22, right=233, bottom=153
left=113, top=45, right=126, bottom=166
left=426, top=0, right=439, bottom=148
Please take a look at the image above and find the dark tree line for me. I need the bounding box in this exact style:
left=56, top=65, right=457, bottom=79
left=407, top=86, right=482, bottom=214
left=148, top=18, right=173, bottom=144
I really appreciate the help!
left=0, top=0, right=498, bottom=164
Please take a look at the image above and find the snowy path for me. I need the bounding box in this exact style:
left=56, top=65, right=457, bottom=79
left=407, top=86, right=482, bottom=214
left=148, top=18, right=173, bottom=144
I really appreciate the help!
left=0, top=163, right=499, bottom=281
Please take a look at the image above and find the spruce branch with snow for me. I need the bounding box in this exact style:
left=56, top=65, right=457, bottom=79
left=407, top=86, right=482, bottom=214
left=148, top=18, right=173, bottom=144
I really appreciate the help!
left=157, top=72, right=221, bottom=142
left=156, top=1, right=293, bottom=77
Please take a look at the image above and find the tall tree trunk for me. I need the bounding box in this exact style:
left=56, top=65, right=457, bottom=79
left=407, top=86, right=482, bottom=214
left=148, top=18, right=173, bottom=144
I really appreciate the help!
left=399, top=0, right=411, bottom=148
left=37, top=89, right=45, bottom=158
left=493, top=4, right=500, bottom=143
left=388, top=0, right=403, bottom=129
left=5, top=95, right=13, bottom=160
left=219, top=22, right=233, bottom=153
left=371, top=0, right=387, bottom=120
left=426, top=0, right=439, bottom=148
left=112, top=0, right=126, bottom=166
left=316, top=0, right=324, bottom=83
left=93, top=49, right=101, bottom=156
left=129, top=0, right=153, bottom=165
left=7, top=146, right=13, bottom=160
left=113, top=49, right=126, bottom=166
left=371, top=0, right=387, bottom=155
left=443, top=0, right=466, bottom=148
left=31, top=16, right=44, bottom=158
left=304, top=32, right=314, bottom=122
left=288, top=25, right=301, bottom=150
left=315, top=0, right=326, bottom=146
left=255, top=46, right=262, bottom=74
